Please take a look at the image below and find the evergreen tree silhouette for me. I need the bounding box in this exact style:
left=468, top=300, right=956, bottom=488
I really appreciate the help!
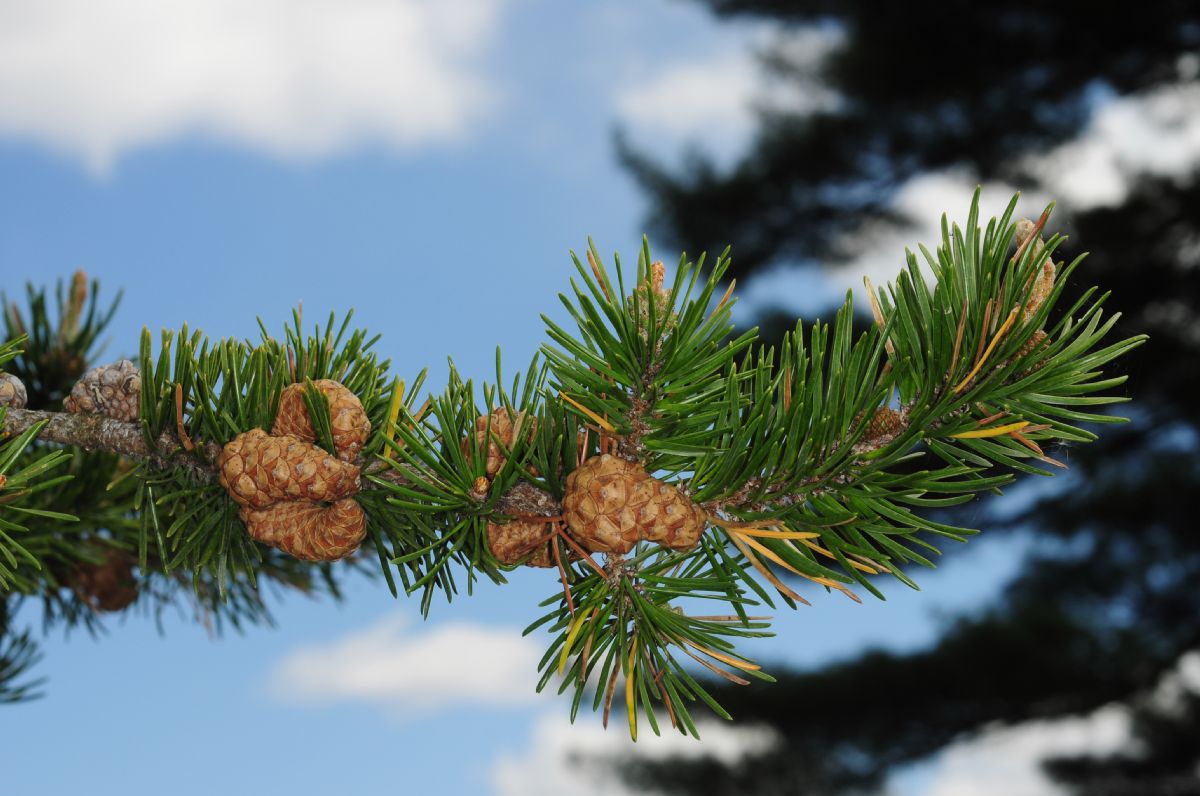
left=618, top=4, right=1200, bottom=793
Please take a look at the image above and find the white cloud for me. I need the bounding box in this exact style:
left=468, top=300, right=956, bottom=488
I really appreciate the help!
left=896, top=652, right=1200, bottom=796
left=0, top=0, right=505, bottom=173
left=821, top=78, right=1200, bottom=300
left=1029, top=81, right=1200, bottom=210
left=269, top=615, right=544, bottom=712
left=492, top=712, right=778, bottom=796
left=615, top=25, right=842, bottom=163
left=616, top=51, right=760, bottom=157
left=913, top=707, right=1130, bottom=796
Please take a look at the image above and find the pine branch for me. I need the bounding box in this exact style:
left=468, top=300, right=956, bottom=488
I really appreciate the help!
left=0, top=193, right=1145, bottom=733
left=0, top=406, right=570, bottom=516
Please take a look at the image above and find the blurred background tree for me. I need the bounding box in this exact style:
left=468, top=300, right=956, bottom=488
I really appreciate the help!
left=617, top=3, right=1200, bottom=794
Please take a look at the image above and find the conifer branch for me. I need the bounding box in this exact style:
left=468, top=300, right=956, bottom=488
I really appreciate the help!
left=0, top=406, right=571, bottom=514
left=0, top=193, right=1146, bottom=737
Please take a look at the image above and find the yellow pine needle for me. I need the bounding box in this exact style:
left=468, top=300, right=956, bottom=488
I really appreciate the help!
left=680, top=637, right=761, bottom=672
left=851, top=553, right=891, bottom=574
left=579, top=606, right=602, bottom=680
left=711, top=279, right=737, bottom=317
left=740, top=534, right=860, bottom=600
left=1012, top=208, right=1051, bottom=266
left=951, top=420, right=1031, bottom=439
left=798, top=538, right=878, bottom=574
left=1009, top=429, right=1044, bottom=456
left=174, top=383, right=195, bottom=452
left=411, top=396, right=432, bottom=424
left=725, top=530, right=809, bottom=605
left=625, top=641, right=638, bottom=741
left=1010, top=430, right=1068, bottom=469
left=559, top=392, right=615, bottom=432
left=954, top=305, right=1021, bottom=393
left=602, top=657, right=620, bottom=729
left=381, top=378, right=405, bottom=461
left=586, top=250, right=612, bottom=301
left=947, top=297, right=969, bottom=385
left=976, top=299, right=994, bottom=360
left=864, top=276, right=895, bottom=356
left=710, top=517, right=818, bottom=538
left=736, top=534, right=808, bottom=579
left=642, top=647, right=678, bottom=730
left=975, top=409, right=1010, bottom=426
left=733, top=527, right=821, bottom=540
left=558, top=610, right=590, bottom=676
left=679, top=643, right=751, bottom=685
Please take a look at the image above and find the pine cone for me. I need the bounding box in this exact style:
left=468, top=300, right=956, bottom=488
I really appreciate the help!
left=63, top=359, right=140, bottom=421
left=487, top=518, right=555, bottom=568
left=240, top=498, right=367, bottom=562
left=72, top=551, right=138, bottom=612
left=1017, top=329, right=1052, bottom=367
left=861, top=407, right=905, bottom=443
left=464, top=408, right=538, bottom=478
left=563, top=454, right=706, bottom=554
left=273, top=380, right=370, bottom=462
left=217, top=428, right=361, bottom=509
left=0, top=372, right=26, bottom=409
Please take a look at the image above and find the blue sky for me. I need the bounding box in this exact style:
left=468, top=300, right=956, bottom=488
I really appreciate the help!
left=2, top=2, right=1196, bottom=794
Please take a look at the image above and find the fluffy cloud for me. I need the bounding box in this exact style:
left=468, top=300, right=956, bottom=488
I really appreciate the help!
left=902, top=652, right=1200, bottom=796
left=1030, top=80, right=1200, bottom=210
left=491, top=712, right=778, bottom=796
left=269, top=615, right=544, bottom=712
left=0, top=0, right=505, bottom=172
left=913, top=706, right=1131, bottom=796
left=818, top=78, right=1200, bottom=298
left=615, top=25, right=842, bottom=163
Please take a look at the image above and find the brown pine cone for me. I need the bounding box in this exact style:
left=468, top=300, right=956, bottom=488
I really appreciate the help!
left=0, top=372, right=26, bottom=409
left=217, top=428, right=361, bottom=509
left=862, top=407, right=905, bottom=442
left=487, top=518, right=556, bottom=568
left=72, top=551, right=138, bottom=612
left=563, top=454, right=707, bottom=554
left=1017, top=329, right=1051, bottom=366
left=240, top=498, right=367, bottom=562
left=464, top=408, right=538, bottom=478
left=63, top=359, right=140, bottom=421
left=273, top=380, right=370, bottom=462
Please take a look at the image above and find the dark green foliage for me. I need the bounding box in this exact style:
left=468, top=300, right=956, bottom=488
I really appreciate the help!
left=615, top=0, right=1196, bottom=788
left=620, top=1, right=1200, bottom=282
left=2, top=272, right=120, bottom=407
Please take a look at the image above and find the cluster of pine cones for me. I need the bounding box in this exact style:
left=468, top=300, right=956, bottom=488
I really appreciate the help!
left=475, top=408, right=709, bottom=569
left=217, top=380, right=371, bottom=562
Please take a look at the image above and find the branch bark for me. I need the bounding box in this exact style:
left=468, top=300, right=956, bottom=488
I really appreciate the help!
left=1, top=407, right=566, bottom=512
